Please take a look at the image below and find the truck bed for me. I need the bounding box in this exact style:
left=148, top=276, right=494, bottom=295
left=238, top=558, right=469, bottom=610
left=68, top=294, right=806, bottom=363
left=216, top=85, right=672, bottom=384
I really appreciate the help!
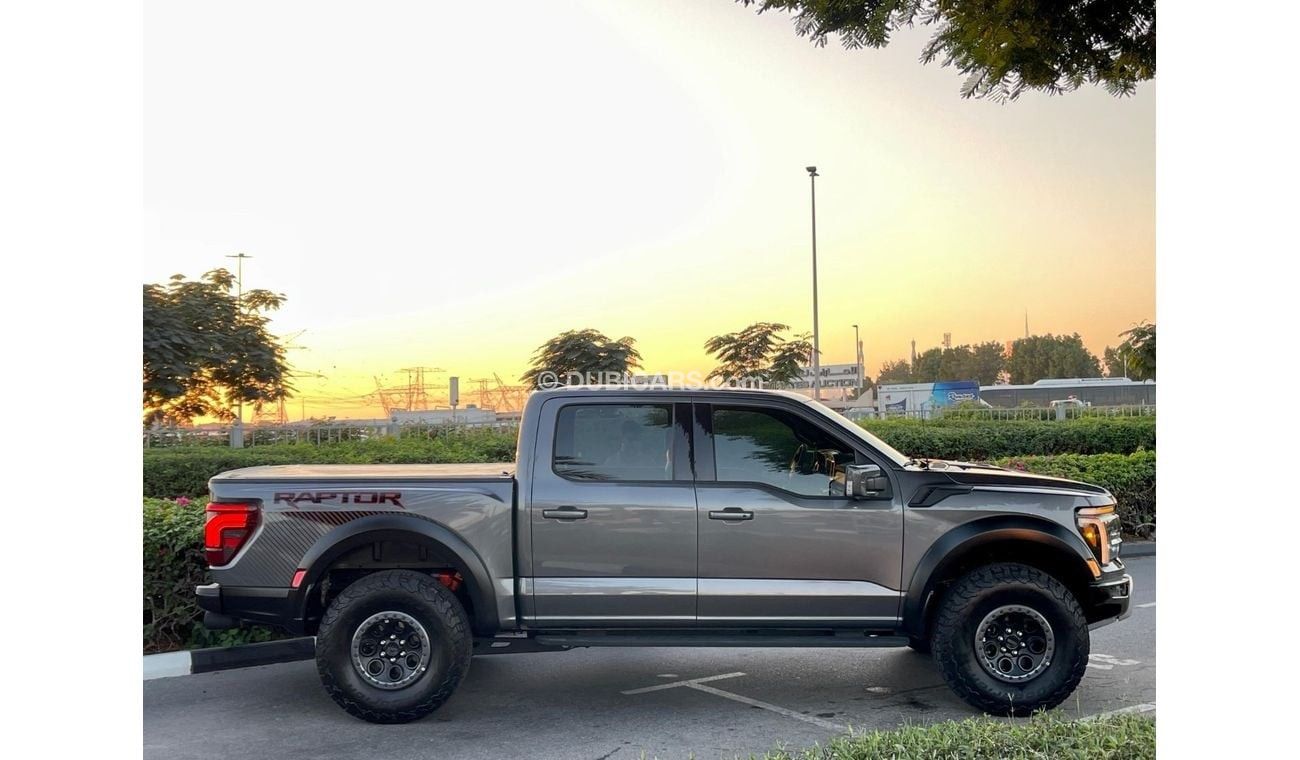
left=211, top=462, right=515, bottom=482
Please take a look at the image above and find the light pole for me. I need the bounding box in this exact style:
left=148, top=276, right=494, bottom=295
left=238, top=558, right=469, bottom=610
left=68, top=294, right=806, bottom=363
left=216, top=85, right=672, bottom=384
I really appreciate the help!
left=806, top=166, right=821, bottom=401
left=226, top=253, right=252, bottom=423
left=852, top=323, right=862, bottom=398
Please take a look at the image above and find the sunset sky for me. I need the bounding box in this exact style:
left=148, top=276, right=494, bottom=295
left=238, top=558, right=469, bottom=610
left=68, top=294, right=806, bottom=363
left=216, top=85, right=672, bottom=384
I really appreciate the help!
left=144, top=0, right=1154, bottom=420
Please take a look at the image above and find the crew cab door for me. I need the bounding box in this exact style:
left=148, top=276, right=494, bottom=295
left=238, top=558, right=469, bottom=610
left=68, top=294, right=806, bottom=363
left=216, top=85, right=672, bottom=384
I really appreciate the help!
left=694, top=400, right=903, bottom=627
left=527, top=397, right=697, bottom=627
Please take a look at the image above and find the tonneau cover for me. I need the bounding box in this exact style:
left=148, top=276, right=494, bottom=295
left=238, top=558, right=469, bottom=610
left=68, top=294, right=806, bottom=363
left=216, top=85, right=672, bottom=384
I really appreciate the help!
left=212, top=462, right=515, bottom=482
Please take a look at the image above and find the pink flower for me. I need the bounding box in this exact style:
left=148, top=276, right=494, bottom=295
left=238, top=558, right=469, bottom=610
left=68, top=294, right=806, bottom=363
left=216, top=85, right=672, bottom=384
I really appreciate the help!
left=175, top=496, right=191, bottom=506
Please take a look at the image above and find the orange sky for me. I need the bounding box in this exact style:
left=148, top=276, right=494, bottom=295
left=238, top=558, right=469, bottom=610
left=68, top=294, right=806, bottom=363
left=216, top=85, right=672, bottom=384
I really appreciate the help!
left=144, top=1, right=1153, bottom=421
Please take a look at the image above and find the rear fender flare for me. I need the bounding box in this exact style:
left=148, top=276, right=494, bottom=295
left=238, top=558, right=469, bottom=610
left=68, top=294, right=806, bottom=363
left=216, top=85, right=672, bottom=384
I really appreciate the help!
left=291, top=513, right=499, bottom=635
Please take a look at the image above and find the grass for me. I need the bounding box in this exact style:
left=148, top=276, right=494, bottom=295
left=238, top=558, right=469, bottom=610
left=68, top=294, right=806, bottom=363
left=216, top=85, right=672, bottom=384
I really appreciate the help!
left=751, top=713, right=1155, bottom=760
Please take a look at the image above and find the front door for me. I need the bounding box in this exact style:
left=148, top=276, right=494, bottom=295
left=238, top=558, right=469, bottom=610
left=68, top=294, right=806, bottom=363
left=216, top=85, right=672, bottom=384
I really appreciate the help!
left=529, top=398, right=697, bottom=626
left=695, top=401, right=904, bottom=627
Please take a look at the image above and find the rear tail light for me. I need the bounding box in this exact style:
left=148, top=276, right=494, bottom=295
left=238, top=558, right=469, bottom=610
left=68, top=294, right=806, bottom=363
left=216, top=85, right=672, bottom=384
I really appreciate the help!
left=205, top=502, right=260, bottom=567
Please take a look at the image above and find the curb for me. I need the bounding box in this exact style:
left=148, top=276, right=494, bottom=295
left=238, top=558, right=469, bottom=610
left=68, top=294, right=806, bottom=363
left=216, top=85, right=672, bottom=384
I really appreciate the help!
left=1124, top=541, right=1155, bottom=557
left=145, top=637, right=315, bottom=680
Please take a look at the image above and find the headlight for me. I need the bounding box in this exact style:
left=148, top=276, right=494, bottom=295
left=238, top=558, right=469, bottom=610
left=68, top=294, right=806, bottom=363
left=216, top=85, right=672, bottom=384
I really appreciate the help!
left=1076, top=505, right=1121, bottom=565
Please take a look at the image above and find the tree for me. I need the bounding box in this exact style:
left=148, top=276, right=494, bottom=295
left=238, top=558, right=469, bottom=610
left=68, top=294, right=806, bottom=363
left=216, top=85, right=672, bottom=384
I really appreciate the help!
left=143, top=269, right=292, bottom=424
left=520, top=329, right=643, bottom=388
left=969, top=341, right=1008, bottom=385
left=876, top=358, right=914, bottom=385
left=906, top=341, right=1006, bottom=384
left=1005, top=333, right=1101, bottom=384
left=739, top=0, right=1155, bottom=101
left=1104, top=322, right=1155, bottom=380
left=704, top=322, right=813, bottom=384
left=1119, top=321, right=1155, bottom=380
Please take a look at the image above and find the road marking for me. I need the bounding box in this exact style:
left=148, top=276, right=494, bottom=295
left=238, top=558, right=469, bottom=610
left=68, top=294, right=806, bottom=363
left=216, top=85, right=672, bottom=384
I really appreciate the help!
left=686, top=682, right=847, bottom=732
left=1087, top=653, right=1140, bottom=670
left=865, top=686, right=892, bottom=694
left=621, top=672, right=746, bottom=695
left=1137, top=602, right=1156, bottom=608
left=624, top=672, right=847, bottom=731
left=1082, top=702, right=1156, bottom=720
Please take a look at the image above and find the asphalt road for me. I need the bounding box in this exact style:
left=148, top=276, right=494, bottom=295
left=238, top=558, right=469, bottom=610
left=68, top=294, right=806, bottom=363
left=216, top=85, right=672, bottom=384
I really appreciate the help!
left=144, top=557, right=1155, bottom=760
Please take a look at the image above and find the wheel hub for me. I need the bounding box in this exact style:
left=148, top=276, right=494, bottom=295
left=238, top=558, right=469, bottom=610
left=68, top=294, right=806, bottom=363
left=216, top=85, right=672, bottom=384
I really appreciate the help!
left=974, top=604, right=1055, bottom=683
left=350, top=611, right=431, bottom=690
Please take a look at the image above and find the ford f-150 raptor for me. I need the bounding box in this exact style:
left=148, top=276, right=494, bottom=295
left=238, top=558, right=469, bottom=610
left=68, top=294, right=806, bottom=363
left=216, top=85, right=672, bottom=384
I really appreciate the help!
left=197, top=386, right=1131, bottom=723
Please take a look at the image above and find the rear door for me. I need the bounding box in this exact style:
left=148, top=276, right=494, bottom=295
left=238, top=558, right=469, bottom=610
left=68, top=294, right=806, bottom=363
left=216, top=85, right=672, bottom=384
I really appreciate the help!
left=528, top=396, right=697, bottom=626
left=694, top=400, right=904, bottom=627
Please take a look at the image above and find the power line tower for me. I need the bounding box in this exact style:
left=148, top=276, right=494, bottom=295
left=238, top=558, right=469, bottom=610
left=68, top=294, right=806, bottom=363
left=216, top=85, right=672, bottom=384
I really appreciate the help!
left=943, top=332, right=952, bottom=350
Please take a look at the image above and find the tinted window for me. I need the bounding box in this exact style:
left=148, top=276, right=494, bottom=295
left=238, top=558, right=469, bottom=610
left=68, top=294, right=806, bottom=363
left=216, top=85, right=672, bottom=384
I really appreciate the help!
left=712, top=406, right=854, bottom=496
left=554, top=404, right=673, bottom=481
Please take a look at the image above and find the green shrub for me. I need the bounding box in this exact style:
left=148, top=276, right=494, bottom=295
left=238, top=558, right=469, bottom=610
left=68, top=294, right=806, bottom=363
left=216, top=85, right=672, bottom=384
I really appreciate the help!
left=862, top=417, right=1155, bottom=460
left=143, top=496, right=284, bottom=652
left=757, top=713, right=1155, bottom=759
left=144, top=427, right=518, bottom=498
left=995, top=451, right=1156, bottom=537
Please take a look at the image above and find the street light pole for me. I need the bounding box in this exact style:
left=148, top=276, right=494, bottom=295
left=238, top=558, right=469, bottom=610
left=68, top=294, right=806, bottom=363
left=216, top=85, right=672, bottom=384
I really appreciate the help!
left=806, top=166, right=821, bottom=401
left=852, top=323, right=862, bottom=397
left=226, top=253, right=253, bottom=423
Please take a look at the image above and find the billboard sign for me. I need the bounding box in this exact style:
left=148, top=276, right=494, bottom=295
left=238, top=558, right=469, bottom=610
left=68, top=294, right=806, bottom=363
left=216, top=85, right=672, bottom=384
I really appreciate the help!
left=787, top=363, right=861, bottom=389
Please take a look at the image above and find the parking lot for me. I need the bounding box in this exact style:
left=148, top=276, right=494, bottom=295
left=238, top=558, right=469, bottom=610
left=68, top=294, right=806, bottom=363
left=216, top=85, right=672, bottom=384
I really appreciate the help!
left=144, top=556, right=1154, bottom=760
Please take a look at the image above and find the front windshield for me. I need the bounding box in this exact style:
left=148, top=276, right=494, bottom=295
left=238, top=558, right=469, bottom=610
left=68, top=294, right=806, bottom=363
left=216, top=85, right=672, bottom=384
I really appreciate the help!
left=799, top=397, right=910, bottom=467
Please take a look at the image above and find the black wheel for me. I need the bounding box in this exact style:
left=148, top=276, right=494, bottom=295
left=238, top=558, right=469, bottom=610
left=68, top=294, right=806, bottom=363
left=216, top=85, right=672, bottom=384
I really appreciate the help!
left=931, top=562, right=1088, bottom=716
left=315, top=569, right=472, bottom=723
left=907, top=636, right=931, bottom=654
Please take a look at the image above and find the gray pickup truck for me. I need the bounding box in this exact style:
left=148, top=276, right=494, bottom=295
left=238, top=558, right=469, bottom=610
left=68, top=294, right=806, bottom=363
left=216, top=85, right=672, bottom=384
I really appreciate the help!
left=197, top=386, right=1131, bottom=723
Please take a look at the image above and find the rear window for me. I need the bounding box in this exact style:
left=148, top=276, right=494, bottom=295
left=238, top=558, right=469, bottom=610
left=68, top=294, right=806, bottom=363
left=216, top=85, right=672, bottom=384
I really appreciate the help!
left=553, top=404, right=673, bottom=481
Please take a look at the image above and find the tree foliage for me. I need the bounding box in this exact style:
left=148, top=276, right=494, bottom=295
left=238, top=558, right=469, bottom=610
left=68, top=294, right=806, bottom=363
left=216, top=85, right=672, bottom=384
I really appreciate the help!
left=143, top=269, right=292, bottom=425
left=1005, top=333, right=1101, bottom=384
left=876, top=358, right=915, bottom=385
left=1102, top=321, right=1154, bottom=380
left=704, top=322, right=813, bottom=384
left=880, top=341, right=1006, bottom=386
left=739, top=0, right=1155, bottom=101
left=520, top=329, right=643, bottom=387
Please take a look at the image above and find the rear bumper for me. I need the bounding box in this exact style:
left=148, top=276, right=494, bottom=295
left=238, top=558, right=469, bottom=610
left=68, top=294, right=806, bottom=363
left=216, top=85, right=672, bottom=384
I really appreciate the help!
left=196, top=582, right=304, bottom=634
left=1085, top=565, right=1133, bottom=629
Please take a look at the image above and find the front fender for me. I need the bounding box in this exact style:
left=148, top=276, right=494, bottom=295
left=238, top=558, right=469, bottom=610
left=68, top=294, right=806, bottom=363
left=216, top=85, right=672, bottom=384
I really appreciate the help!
left=901, top=514, right=1096, bottom=637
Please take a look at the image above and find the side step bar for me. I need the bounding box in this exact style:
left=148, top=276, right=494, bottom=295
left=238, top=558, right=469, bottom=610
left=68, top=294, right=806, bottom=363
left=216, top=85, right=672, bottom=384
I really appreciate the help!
left=531, top=630, right=909, bottom=649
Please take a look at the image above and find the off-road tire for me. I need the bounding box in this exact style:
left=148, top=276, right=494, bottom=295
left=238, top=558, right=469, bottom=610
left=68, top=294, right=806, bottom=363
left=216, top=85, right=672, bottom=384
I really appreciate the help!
left=315, top=569, right=472, bottom=724
left=931, top=562, right=1089, bottom=716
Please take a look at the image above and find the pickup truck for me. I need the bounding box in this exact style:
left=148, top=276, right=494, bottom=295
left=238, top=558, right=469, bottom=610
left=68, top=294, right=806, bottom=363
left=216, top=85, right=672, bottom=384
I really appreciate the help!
left=197, top=386, right=1131, bottom=724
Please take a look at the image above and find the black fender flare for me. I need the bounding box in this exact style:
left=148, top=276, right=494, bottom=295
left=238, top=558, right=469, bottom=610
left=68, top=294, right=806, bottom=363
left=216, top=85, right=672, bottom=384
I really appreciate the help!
left=900, top=514, right=1095, bottom=637
left=289, top=512, right=499, bottom=635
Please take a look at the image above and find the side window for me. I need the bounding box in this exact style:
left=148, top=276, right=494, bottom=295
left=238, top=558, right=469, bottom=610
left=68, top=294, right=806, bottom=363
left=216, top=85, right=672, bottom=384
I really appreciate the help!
left=553, top=404, right=674, bottom=481
left=712, top=406, right=854, bottom=497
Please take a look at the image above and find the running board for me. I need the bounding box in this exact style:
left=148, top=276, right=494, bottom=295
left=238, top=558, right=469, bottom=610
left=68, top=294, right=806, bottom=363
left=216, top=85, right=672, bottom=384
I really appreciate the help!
left=532, top=629, right=908, bottom=649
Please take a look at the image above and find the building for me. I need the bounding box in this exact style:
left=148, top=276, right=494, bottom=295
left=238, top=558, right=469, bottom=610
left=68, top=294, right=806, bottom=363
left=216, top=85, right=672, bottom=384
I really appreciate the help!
left=978, top=377, right=1155, bottom=408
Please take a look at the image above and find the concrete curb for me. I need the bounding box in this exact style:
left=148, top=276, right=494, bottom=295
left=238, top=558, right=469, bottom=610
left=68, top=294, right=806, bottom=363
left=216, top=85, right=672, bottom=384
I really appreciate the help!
left=1124, top=541, right=1156, bottom=557
left=145, top=637, right=315, bottom=680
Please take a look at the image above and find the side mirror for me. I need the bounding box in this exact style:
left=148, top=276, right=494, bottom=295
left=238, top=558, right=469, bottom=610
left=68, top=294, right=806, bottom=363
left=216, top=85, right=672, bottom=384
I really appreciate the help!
left=846, top=463, right=890, bottom=499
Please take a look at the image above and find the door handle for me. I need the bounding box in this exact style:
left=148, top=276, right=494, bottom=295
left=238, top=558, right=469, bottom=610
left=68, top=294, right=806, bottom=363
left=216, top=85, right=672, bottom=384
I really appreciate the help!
left=542, top=506, right=588, bottom=520
left=708, top=508, right=753, bottom=522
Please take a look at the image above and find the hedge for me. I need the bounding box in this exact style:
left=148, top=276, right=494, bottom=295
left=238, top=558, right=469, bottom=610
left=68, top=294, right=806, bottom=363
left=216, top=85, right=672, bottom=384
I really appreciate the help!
left=861, top=417, right=1155, bottom=460
left=995, top=451, right=1156, bottom=538
left=143, top=496, right=283, bottom=652
left=144, top=428, right=518, bottom=498
left=758, top=713, right=1154, bottom=759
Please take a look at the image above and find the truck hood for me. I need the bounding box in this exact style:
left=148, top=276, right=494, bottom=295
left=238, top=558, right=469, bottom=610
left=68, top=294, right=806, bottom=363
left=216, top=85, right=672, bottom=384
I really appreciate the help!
left=908, top=459, right=1109, bottom=495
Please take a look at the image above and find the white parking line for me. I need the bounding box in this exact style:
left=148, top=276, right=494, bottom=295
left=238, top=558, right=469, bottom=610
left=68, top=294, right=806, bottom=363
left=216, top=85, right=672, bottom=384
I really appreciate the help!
left=621, top=672, right=746, bottom=695
left=687, top=682, right=847, bottom=732
left=1137, top=602, right=1156, bottom=608
left=624, top=671, right=848, bottom=731
left=1082, top=702, right=1156, bottom=720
